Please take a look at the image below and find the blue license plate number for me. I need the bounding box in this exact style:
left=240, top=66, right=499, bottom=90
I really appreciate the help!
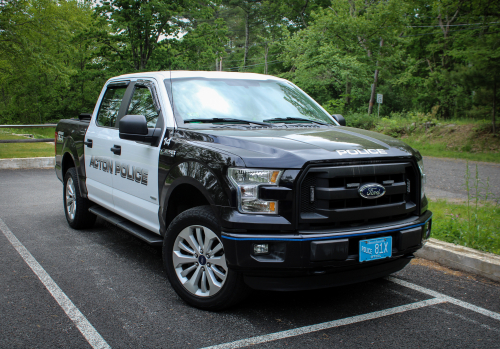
left=359, top=237, right=392, bottom=262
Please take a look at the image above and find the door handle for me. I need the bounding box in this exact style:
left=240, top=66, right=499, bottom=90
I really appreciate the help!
left=110, top=145, right=121, bottom=155
left=84, top=139, right=93, bottom=148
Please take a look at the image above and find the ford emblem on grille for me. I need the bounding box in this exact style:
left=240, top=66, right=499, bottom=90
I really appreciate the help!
left=358, top=183, right=386, bottom=199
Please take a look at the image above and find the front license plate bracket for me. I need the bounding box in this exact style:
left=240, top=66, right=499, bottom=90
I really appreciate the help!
left=359, top=236, right=392, bottom=262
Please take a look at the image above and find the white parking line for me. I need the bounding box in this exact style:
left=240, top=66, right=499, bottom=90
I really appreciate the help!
left=200, top=298, right=445, bottom=349
left=386, top=276, right=500, bottom=321
left=0, top=218, right=111, bottom=349
left=203, top=275, right=500, bottom=349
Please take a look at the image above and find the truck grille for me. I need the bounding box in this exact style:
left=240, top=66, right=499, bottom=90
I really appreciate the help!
left=299, top=161, right=419, bottom=228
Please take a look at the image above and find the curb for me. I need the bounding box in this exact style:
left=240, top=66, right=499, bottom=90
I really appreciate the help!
left=416, top=238, right=500, bottom=282
left=0, top=157, right=55, bottom=170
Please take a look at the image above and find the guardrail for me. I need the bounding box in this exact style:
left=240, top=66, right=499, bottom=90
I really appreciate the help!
left=0, top=124, right=57, bottom=143
left=0, top=124, right=58, bottom=128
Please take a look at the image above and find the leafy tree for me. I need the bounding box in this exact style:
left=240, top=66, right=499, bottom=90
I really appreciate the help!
left=95, top=0, right=186, bottom=71
left=0, top=0, right=97, bottom=123
left=281, top=0, right=406, bottom=113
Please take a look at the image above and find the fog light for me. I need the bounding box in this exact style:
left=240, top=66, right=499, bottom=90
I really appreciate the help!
left=253, top=244, right=269, bottom=255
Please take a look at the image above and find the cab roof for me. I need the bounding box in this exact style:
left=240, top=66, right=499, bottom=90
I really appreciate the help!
left=110, top=71, right=286, bottom=82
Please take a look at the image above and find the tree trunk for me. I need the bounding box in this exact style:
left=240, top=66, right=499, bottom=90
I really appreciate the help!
left=368, top=73, right=379, bottom=115
left=346, top=76, right=351, bottom=107
left=243, top=11, right=249, bottom=71
left=264, top=43, right=268, bottom=74
left=493, top=79, right=497, bottom=134
left=300, top=0, right=310, bottom=28
left=367, top=38, right=383, bottom=115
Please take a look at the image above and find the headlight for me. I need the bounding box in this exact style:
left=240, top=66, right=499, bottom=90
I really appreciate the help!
left=417, top=155, right=426, bottom=199
left=228, top=168, right=283, bottom=214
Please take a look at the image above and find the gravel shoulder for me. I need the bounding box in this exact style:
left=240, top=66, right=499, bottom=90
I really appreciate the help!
left=424, top=156, right=500, bottom=202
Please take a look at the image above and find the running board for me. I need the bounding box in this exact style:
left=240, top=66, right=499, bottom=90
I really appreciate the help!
left=89, top=206, right=163, bottom=246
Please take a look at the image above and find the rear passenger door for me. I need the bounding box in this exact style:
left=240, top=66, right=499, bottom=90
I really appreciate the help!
left=85, top=82, right=128, bottom=210
left=111, top=79, right=164, bottom=234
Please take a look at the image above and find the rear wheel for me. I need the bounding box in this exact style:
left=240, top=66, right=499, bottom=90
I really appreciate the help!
left=163, top=206, right=250, bottom=310
left=63, top=167, right=96, bottom=229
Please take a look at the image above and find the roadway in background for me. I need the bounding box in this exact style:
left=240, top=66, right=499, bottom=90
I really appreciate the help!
left=424, top=156, right=500, bottom=203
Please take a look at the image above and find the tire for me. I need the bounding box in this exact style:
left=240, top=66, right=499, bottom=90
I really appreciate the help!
left=63, top=167, right=96, bottom=229
left=163, top=206, right=250, bottom=311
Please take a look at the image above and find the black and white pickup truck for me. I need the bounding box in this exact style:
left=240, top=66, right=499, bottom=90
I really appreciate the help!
left=55, top=71, right=432, bottom=310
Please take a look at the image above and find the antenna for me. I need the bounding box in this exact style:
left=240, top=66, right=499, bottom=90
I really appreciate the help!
left=164, top=68, right=175, bottom=147
left=169, top=69, right=175, bottom=116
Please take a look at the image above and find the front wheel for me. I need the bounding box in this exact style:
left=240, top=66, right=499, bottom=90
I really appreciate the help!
left=63, top=167, right=96, bottom=229
left=163, top=206, right=249, bottom=310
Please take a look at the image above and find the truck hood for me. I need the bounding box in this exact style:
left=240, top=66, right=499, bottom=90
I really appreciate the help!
left=181, top=126, right=417, bottom=168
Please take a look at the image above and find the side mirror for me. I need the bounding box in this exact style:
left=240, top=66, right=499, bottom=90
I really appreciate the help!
left=119, top=114, right=161, bottom=145
left=119, top=114, right=148, bottom=135
left=332, top=114, right=346, bottom=126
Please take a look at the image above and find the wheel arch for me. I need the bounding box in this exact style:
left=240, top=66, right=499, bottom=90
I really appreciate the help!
left=61, top=138, right=88, bottom=198
left=159, top=160, right=232, bottom=236
left=61, top=151, right=75, bottom=178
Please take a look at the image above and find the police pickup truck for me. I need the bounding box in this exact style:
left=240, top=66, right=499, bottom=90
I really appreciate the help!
left=55, top=71, right=432, bottom=310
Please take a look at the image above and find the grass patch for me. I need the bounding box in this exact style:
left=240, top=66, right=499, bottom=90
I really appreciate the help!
left=0, top=143, right=54, bottom=158
left=429, top=162, right=499, bottom=255
left=430, top=199, right=500, bottom=255
left=403, top=138, right=500, bottom=163
left=0, top=128, right=54, bottom=159
left=345, top=111, right=500, bottom=163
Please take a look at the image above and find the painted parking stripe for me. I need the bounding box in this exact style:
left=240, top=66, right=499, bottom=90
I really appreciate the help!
left=0, top=218, right=111, bottom=349
left=200, top=298, right=445, bottom=349
left=386, top=276, right=500, bottom=321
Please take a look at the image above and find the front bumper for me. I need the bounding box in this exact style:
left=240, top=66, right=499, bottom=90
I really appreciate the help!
left=222, top=210, right=432, bottom=291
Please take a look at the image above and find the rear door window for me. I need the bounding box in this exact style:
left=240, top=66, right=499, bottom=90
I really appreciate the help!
left=96, top=86, right=127, bottom=128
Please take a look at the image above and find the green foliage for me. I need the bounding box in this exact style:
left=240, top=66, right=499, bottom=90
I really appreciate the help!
left=1, top=0, right=499, bottom=132
left=0, top=0, right=100, bottom=123
left=94, top=0, right=184, bottom=71
left=344, top=112, right=377, bottom=130
left=432, top=201, right=500, bottom=255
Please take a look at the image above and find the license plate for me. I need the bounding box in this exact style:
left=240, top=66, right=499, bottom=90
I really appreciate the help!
left=359, top=237, right=392, bottom=262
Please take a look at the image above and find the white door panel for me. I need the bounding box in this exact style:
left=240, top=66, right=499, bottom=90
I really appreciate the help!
left=86, top=178, right=115, bottom=211
left=85, top=82, right=129, bottom=208
left=85, top=127, right=118, bottom=208
left=113, top=189, right=160, bottom=232
left=111, top=79, right=162, bottom=234
left=112, top=140, right=160, bottom=233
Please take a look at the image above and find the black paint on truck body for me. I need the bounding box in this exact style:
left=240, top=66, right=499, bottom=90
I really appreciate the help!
left=55, top=78, right=431, bottom=293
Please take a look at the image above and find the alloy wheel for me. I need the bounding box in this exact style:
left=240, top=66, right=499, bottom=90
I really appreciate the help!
left=172, top=225, right=227, bottom=297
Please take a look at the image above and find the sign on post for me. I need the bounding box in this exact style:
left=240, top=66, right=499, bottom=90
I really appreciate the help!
left=376, top=94, right=383, bottom=118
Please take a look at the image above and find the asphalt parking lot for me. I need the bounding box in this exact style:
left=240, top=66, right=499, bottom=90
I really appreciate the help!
left=1, top=169, right=500, bottom=349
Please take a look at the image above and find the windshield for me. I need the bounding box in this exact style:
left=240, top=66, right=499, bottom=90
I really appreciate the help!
left=165, top=78, right=335, bottom=125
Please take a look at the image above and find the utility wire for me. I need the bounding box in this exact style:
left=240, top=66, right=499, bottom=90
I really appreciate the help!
left=407, top=21, right=500, bottom=28
left=401, top=27, right=500, bottom=37
left=217, top=60, right=284, bottom=72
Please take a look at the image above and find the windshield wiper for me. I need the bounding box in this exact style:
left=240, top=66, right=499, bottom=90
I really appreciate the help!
left=183, top=118, right=272, bottom=127
left=263, top=117, right=331, bottom=126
